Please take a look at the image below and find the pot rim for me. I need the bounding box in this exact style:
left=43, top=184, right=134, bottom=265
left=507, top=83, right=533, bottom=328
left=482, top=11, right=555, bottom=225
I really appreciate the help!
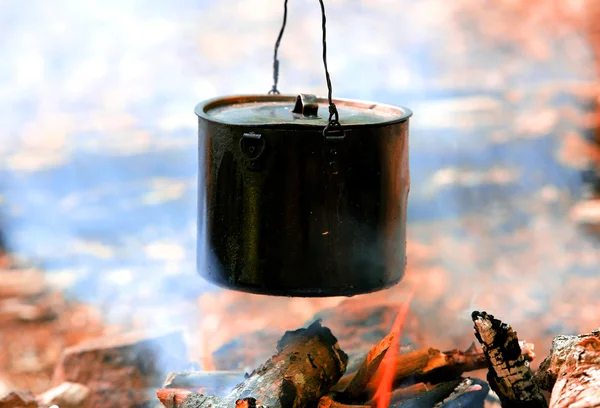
left=195, top=94, right=413, bottom=129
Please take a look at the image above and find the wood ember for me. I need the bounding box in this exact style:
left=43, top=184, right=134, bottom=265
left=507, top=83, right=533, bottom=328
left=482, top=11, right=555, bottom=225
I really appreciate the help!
left=472, top=311, right=547, bottom=408
left=174, top=320, right=348, bottom=408
left=163, top=370, right=246, bottom=395
left=37, top=381, right=91, bottom=408
left=548, top=336, right=600, bottom=408
left=0, top=389, right=39, bottom=408
left=535, top=328, right=600, bottom=391
left=54, top=330, right=188, bottom=407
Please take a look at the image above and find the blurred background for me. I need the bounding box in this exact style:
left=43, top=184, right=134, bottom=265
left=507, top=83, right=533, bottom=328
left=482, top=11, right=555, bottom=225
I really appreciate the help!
left=1, top=0, right=600, bottom=397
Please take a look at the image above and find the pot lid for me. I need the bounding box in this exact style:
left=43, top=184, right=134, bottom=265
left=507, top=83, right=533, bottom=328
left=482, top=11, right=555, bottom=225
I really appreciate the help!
left=195, top=94, right=412, bottom=127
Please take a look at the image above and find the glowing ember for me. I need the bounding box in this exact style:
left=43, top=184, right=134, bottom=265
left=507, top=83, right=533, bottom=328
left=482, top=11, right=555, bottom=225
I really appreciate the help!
left=369, top=287, right=415, bottom=408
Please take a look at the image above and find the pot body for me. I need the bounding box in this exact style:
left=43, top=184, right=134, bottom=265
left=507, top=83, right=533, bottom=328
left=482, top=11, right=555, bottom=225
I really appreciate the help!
left=196, top=95, right=411, bottom=296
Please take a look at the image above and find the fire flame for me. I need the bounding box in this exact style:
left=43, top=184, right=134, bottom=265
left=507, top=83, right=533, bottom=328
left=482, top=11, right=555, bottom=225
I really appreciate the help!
left=370, top=287, right=416, bottom=408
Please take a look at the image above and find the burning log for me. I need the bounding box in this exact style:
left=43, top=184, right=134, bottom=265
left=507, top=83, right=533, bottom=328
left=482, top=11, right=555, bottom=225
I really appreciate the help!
left=472, top=311, right=547, bottom=408
left=332, top=341, right=533, bottom=394
left=535, top=328, right=600, bottom=391
left=168, top=321, right=348, bottom=408
left=548, top=336, right=600, bottom=408
left=342, top=330, right=394, bottom=400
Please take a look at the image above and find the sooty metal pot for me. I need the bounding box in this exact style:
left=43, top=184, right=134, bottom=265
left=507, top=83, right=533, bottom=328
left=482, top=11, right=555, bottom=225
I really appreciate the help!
left=196, top=93, right=412, bottom=297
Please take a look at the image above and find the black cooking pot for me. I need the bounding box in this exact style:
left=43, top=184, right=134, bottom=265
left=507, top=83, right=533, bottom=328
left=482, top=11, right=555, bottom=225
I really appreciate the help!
left=195, top=93, right=412, bottom=297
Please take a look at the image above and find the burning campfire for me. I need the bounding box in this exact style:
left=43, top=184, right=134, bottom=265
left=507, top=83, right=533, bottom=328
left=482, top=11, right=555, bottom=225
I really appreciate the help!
left=152, top=307, right=599, bottom=408
left=3, top=246, right=599, bottom=408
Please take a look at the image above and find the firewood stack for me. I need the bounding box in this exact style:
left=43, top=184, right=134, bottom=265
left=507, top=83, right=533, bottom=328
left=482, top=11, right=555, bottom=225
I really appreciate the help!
left=153, top=311, right=600, bottom=408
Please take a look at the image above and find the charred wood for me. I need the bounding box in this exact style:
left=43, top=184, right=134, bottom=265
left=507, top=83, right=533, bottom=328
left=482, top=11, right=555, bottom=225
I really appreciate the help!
left=472, top=311, right=547, bottom=408
left=165, top=320, right=348, bottom=408
left=548, top=336, right=600, bottom=408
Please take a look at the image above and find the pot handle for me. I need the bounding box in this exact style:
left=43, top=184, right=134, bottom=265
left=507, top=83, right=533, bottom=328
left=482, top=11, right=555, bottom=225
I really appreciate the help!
left=267, top=0, right=344, bottom=141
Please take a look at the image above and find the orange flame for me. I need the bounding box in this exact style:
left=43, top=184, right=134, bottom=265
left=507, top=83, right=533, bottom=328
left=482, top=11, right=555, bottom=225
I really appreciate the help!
left=370, top=287, right=416, bottom=408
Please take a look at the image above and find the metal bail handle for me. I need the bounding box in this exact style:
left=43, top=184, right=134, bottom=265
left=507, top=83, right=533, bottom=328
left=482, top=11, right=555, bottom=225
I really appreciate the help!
left=268, top=0, right=344, bottom=140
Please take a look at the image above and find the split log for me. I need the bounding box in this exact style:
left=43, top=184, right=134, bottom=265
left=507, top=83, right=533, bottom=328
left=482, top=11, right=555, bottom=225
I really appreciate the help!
left=548, top=336, right=600, bottom=408
left=37, top=382, right=91, bottom=408
left=535, top=328, right=600, bottom=391
left=331, top=341, right=534, bottom=394
left=472, top=311, right=547, bottom=408
left=172, top=321, right=348, bottom=408
left=163, top=371, right=246, bottom=395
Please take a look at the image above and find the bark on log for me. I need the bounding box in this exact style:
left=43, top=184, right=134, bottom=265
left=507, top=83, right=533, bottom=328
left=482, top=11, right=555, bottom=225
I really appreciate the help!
left=174, top=320, right=348, bottom=408
left=535, top=328, right=600, bottom=391
left=472, top=311, right=547, bottom=408
left=548, top=337, right=600, bottom=408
